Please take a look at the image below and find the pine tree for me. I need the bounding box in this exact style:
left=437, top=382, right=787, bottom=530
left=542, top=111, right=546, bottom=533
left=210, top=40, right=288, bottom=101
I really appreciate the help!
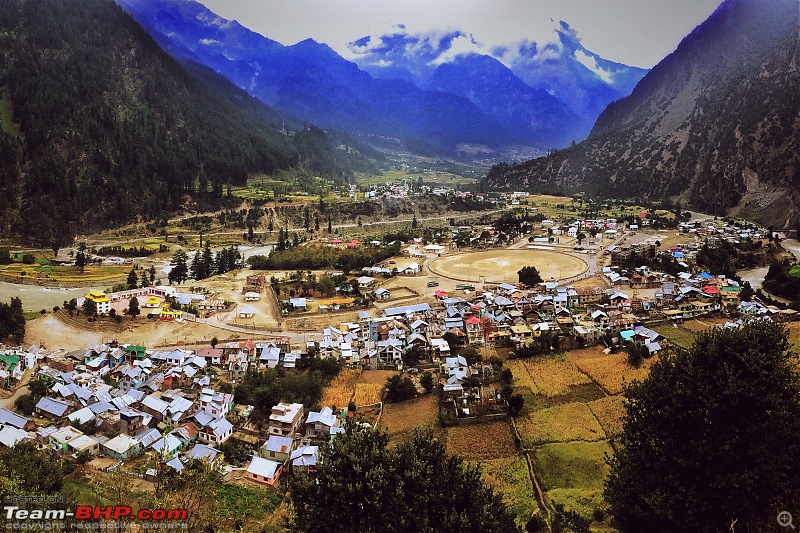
left=127, top=268, right=138, bottom=289
left=168, top=250, right=189, bottom=285
left=128, top=296, right=140, bottom=318
left=200, top=242, right=213, bottom=279
left=189, top=250, right=201, bottom=280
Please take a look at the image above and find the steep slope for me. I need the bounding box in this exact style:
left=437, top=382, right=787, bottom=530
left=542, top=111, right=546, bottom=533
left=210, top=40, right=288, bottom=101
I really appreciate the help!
left=0, top=0, right=341, bottom=246
left=426, top=54, right=583, bottom=146
left=507, top=23, right=649, bottom=123
left=484, top=0, right=800, bottom=228
left=116, top=0, right=518, bottom=154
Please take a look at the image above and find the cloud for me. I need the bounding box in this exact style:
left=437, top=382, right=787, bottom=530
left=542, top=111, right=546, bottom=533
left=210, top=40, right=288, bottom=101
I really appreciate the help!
left=429, top=33, right=486, bottom=65
left=199, top=38, right=220, bottom=45
left=573, top=49, right=614, bottom=83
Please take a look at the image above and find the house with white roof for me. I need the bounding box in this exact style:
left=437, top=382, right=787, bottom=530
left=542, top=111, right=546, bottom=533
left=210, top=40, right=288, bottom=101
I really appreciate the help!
left=199, top=388, right=233, bottom=419
left=188, top=443, right=221, bottom=466
left=268, top=402, right=304, bottom=437
left=260, top=435, right=294, bottom=463
left=101, top=434, right=141, bottom=459
left=199, top=417, right=233, bottom=446
left=245, top=456, right=282, bottom=486
left=48, top=425, right=85, bottom=453
left=290, top=446, right=319, bottom=473
left=36, top=397, right=71, bottom=419
left=443, top=355, right=470, bottom=382
left=0, top=426, right=30, bottom=448
left=305, top=406, right=339, bottom=438
left=151, top=433, right=183, bottom=457
left=0, top=408, right=32, bottom=430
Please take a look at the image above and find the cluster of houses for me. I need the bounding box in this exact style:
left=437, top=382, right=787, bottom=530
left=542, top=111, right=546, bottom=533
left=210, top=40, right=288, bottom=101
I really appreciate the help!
left=0, top=338, right=355, bottom=487
left=245, top=402, right=343, bottom=486
left=79, top=285, right=227, bottom=321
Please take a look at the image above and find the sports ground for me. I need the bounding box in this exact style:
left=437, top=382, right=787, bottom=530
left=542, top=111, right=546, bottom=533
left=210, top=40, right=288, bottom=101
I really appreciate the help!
left=430, top=249, right=587, bottom=283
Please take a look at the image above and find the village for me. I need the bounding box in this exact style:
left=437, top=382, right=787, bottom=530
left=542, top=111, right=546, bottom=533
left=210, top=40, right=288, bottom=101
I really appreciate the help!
left=0, top=192, right=798, bottom=529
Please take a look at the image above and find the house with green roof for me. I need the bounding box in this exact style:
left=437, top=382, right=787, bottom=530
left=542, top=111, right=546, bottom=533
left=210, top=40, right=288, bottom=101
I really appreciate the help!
left=0, top=353, right=20, bottom=373
left=125, top=345, right=147, bottom=362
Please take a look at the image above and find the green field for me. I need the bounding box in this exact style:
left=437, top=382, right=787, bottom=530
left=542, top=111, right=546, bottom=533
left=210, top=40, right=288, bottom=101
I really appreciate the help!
left=535, top=441, right=612, bottom=490
left=652, top=324, right=698, bottom=350
left=478, top=455, right=539, bottom=529
left=517, top=402, right=606, bottom=447
left=522, top=195, right=676, bottom=222
left=535, top=441, right=613, bottom=520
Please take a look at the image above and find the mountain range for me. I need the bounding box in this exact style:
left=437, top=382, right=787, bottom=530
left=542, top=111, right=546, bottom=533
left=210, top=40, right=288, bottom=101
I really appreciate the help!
left=115, top=0, right=648, bottom=155
left=484, top=0, right=800, bottom=229
left=0, top=0, right=370, bottom=246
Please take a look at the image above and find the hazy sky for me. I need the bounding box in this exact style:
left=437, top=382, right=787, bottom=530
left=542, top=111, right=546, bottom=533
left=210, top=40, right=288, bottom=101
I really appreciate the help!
left=198, top=0, right=723, bottom=68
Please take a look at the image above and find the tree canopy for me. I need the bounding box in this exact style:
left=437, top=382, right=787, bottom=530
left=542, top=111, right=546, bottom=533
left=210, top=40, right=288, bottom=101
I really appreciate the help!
left=518, top=265, right=542, bottom=286
left=0, top=297, right=25, bottom=344
left=605, top=320, right=800, bottom=532
left=289, top=424, right=519, bottom=533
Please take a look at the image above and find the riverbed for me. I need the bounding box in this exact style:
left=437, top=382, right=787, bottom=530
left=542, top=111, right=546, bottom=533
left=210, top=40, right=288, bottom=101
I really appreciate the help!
left=0, top=281, right=107, bottom=312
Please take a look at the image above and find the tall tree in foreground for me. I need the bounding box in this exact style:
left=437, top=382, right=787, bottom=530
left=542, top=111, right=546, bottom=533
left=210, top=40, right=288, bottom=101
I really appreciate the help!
left=605, top=320, right=800, bottom=532
left=289, top=424, right=518, bottom=532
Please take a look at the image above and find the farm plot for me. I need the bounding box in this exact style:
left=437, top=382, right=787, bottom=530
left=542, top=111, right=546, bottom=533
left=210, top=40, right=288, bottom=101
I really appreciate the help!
left=353, top=383, right=383, bottom=406
left=445, top=420, right=517, bottom=460
left=516, top=403, right=605, bottom=447
left=478, top=455, right=539, bottom=529
left=380, top=394, right=438, bottom=442
left=320, top=368, right=360, bottom=408
left=507, top=356, right=594, bottom=398
left=534, top=440, right=613, bottom=520
left=587, top=396, right=626, bottom=438
left=651, top=324, right=697, bottom=350
left=569, top=349, right=653, bottom=395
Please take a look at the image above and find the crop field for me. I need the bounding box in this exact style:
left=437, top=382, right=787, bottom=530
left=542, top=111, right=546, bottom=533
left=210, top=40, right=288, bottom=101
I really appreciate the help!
left=430, top=249, right=587, bottom=283
left=516, top=403, right=606, bottom=447
left=478, top=455, right=539, bottom=529
left=534, top=441, right=612, bottom=490
left=445, top=420, right=517, bottom=460
left=320, top=368, right=360, bottom=408
left=587, top=396, right=626, bottom=438
left=353, top=383, right=383, bottom=406
left=534, top=441, right=613, bottom=520
left=380, top=393, right=438, bottom=442
left=358, top=369, right=397, bottom=385
left=569, top=349, right=653, bottom=395
left=507, top=356, right=592, bottom=398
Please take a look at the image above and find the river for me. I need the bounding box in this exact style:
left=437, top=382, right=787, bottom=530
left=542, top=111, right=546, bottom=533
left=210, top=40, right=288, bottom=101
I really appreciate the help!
left=736, top=237, right=799, bottom=304
left=0, top=281, right=107, bottom=312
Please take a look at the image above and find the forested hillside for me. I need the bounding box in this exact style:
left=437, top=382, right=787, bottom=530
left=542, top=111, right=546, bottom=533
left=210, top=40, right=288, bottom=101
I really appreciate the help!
left=0, top=0, right=363, bottom=247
